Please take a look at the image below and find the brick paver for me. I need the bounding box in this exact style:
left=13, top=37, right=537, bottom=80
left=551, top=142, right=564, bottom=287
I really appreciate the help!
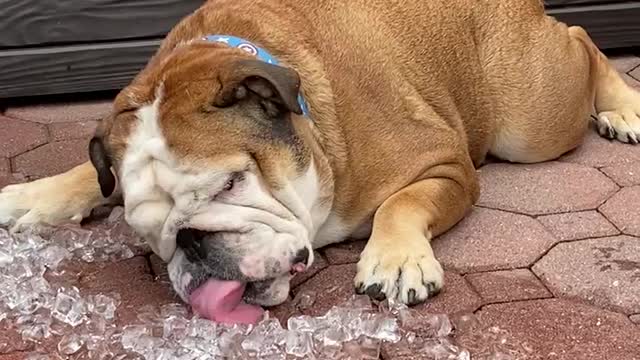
left=465, top=269, right=552, bottom=304
left=48, top=121, right=99, bottom=142
left=5, top=100, right=112, bottom=124
left=0, top=158, right=9, bottom=174
left=538, top=210, right=619, bottom=241
left=600, top=186, right=640, bottom=237
left=533, top=236, right=640, bottom=315
left=13, top=139, right=89, bottom=179
left=432, top=207, right=556, bottom=272
left=561, top=131, right=640, bottom=167
left=0, top=116, right=47, bottom=159
left=463, top=299, right=640, bottom=359
left=477, top=161, right=618, bottom=215
left=1, top=55, right=640, bottom=359
left=600, top=162, right=640, bottom=187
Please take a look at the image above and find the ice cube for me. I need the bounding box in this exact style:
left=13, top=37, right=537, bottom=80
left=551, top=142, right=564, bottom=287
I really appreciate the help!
left=163, top=315, right=189, bottom=340
left=19, top=315, right=51, bottom=341
left=58, top=333, right=84, bottom=355
left=160, top=303, right=189, bottom=318
left=52, top=289, right=87, bottom=327
left=293, top=290, right=316, bottom=311
left=451, top=313, right=480, bottom=334
left=186, top=317, right=217, bottom=339
left=372, top=317, right=401, bottom=343
left=287, top=315, right=316, bottom=332
left=87, top=294, right=120, bottom=320
left=120, top=325, right=153, bottom=350
left=51, top=226, right=92, bottom=251
left=341, top=336, right=381, bottom=359
left=285, top=331, right=314, bottom=357
left=39, top=245, right=71, bottom=270
left=0, top=249, right=13, bottom=266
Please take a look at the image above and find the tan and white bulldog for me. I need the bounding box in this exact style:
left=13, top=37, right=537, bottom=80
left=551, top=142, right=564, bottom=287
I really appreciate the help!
left=1, top=0, right=639, bottom=314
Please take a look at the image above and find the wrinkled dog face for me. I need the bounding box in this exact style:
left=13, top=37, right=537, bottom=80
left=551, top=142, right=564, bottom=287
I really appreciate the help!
left=89, top=42, right=317, bottom=306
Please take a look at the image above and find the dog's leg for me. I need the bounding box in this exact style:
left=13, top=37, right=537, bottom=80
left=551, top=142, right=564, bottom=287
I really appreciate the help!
left=569, top=27, right=640, bottom=144
left=0, top=161, right=111, bottom=232
left=354, top=161, right=478, bottom=305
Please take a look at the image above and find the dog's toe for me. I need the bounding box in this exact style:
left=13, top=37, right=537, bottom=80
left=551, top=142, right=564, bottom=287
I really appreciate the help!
left=354, top=245, right=444, bottom=305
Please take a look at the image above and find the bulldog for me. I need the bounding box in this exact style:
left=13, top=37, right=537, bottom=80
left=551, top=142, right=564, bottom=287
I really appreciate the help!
left=1, top=0, right=639, bottom=321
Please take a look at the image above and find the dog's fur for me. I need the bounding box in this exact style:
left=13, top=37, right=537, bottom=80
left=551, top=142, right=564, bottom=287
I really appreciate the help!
left=1, top=0, right=639, bottom=306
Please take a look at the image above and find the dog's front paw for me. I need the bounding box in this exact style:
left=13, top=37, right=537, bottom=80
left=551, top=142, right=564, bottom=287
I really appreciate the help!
left=354, top=241, right=444, bottom=305
left=0, top=177, right=93, bottom=231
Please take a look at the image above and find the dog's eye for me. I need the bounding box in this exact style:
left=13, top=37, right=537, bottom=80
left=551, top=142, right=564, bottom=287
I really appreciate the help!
left=222, top=172, right=244, bottom=192
left=223, top=177, right=234, bottom=191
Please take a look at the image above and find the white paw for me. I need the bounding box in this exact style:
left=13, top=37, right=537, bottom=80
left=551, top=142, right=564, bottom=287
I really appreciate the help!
left=596, top=109, right=640, bottom=144
left=0, top=177, right=91, bottom=232
left=354, top=242, right=444, bottom=305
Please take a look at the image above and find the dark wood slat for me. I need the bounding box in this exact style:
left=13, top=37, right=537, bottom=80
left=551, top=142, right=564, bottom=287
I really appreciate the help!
left=548, top=2, right=640, bottom=49
left=0, top=2, right=638, bottom=98
left=0, top=0, right=202, bottom=48
left=545, top=0, right=627, bottom=7
left=0, top=40, right=161, bottom=98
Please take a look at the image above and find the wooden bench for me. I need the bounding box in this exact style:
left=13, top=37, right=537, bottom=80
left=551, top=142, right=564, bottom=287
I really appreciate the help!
left=0, top=0, right=637, bottom=99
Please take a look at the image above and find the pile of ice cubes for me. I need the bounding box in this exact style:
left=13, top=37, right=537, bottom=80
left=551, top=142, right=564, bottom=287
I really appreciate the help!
left=0, top=207, right=525, bottom=359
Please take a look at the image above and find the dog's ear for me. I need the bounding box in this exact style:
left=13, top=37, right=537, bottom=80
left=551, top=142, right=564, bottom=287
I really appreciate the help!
left=89, top=136, right=116, bottom=198
left=214, top=59, right=303, bottom=115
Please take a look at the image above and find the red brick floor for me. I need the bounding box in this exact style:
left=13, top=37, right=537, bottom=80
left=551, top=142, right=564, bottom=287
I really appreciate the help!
left=1, top=55, right=640, bottom=359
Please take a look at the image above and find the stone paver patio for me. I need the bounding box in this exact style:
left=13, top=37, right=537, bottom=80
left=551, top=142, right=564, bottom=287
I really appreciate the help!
left=1, top=54, right=640, bottom=359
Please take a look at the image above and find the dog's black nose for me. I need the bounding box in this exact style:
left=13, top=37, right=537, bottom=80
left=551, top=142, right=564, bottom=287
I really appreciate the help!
left=293, top=247, right=310, bottom=266
left=176, top=228, right=208, bottom=261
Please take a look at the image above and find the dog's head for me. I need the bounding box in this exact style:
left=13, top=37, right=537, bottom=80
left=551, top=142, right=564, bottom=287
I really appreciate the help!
left=89, top=41, right=320, bottom=306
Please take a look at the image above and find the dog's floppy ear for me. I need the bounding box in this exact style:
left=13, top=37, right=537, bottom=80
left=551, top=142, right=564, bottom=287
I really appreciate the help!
left=89, top=136, right=116, bottom=198
left=214, top=59, right=303, bottom=115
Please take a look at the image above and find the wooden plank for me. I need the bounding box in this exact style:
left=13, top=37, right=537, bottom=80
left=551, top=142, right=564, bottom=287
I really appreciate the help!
left=0, top=0, right=202, bottom=48
left=545, top=0, right=625, bottom=7
left=0, top=1, right=638, bottom=98
left=548, top=2, right=640, bottom=49
left=0, top=40, right=161, bottom=98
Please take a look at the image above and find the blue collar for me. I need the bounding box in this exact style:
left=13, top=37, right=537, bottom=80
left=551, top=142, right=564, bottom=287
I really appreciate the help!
left=202, top=35, right=310, bottom=117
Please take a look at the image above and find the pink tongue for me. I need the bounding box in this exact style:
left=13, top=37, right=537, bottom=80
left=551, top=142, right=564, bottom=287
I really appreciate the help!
left=189, top=279, right=264, bottom=325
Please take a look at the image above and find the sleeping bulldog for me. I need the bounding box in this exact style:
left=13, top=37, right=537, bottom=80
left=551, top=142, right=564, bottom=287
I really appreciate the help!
left=1, top=0, right=639, bottom=323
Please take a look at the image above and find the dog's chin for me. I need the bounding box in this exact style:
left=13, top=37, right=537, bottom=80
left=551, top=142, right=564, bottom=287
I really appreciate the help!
left=243, top=275, right=292, bottom=306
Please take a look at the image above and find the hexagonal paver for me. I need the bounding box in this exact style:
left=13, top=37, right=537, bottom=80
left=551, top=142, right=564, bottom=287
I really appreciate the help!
left=273, top=264, right=480, bottom=320
left=609, top=55, right=640, bottom=74
left=631, top=66, right=640, bottom=82
left=561, top=131, right=640, bottom=168
left=0, top=158, right=9, bottom=174
left=291, top=251, right=328, bottom=288
left=0, top=173, right=26, bottom=189
left=433, top=207, right=556, bottom=273
left=0, top=116, right=47, bottom=158
left=465, top=269, right=551, bottom=304
left=77, top=258, right=177, bottom=325
left=5, top=100, right=112, bottom=124
left=457, top=299, right=640, bottom=360
left=532, top=236, right=640, bottom=315
left=478, top=161, right=618, bottom=215
left=13, top=140, right=89, bottom=178
left=538, top=211, right=619, bottom=241
left=323, top=239, right=366, bottom=265
left=600, top=186, right=640, bottom=237
left=601, top=162, right=640, bottom=187
left=626, top=73, right=640, bottom=90
left=48, top=120, right=99, bottom=141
